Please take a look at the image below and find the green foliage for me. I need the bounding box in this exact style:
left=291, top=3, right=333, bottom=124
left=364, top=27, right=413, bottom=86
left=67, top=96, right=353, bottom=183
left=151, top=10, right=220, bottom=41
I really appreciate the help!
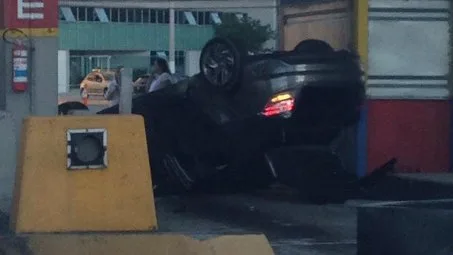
left=213, top=15, right=275, bottom=53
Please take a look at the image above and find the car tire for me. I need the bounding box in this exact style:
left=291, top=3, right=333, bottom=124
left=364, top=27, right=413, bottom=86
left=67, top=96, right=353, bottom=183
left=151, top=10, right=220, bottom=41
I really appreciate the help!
left=293, top=39, right=334, bottom=54
left=199, top=37, right=245, bottom=93
left=58, top=101, right=89, bottom=115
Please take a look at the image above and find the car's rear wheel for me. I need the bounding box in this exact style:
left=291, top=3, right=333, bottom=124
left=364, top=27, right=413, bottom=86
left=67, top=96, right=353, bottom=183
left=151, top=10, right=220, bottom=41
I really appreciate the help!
left=293, top=39, right=334, bottom=54
left=58, top=101, right=89, bottom=115
left=199, top=37, right=244, bottom=93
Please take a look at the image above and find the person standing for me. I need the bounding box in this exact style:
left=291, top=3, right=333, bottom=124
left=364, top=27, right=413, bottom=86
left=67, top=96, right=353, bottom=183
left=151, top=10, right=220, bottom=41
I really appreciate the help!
left=148, top=58, right=173, bottom=93
left=104, top=72, right=120, bottom=106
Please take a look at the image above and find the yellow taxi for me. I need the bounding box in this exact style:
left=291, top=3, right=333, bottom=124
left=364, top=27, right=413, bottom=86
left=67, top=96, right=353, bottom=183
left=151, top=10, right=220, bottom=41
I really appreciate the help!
left=79, top=69, right=116, bottom=97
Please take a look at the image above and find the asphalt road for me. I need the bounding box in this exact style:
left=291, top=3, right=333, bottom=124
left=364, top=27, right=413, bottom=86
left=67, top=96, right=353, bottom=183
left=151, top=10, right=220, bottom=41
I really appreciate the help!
left=155, top=193, right=359, bottom=255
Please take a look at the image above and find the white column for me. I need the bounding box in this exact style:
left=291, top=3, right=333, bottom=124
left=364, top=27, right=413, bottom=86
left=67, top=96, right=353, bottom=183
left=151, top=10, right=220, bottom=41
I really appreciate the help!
left=184, top=50, right=201, bottom=76
left=169, top=2, right=176, bottom=73
left=57, top=50, right=70, bottom=94
left=119, top=68, right=133, bottom=114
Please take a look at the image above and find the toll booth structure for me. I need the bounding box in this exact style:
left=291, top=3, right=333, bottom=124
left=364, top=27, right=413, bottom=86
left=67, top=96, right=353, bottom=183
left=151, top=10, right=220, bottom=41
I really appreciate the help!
left=279, top=0, right=452, bottom=175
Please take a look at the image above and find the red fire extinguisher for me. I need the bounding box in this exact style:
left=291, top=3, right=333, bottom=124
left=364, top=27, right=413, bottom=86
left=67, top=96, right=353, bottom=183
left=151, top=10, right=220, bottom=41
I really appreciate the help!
left=12, top=40, right=28, bottom=93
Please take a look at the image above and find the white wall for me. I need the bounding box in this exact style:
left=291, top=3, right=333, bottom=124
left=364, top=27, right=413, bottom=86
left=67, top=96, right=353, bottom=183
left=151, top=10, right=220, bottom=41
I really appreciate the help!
left=58, top=50, right=70, bottom=94
left=367, top=0, right=450, bottom=99
left=185, top=50, right=201, bottom=76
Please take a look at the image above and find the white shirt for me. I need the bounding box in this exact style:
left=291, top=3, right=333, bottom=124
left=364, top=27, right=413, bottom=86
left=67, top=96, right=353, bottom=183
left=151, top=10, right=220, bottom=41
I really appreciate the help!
left=148, top=72, right=173, bottom=93
left=104, top=80, right=120, bottom=106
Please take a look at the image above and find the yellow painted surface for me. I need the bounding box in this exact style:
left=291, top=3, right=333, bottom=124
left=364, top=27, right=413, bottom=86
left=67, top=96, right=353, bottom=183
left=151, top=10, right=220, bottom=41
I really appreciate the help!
left=0, top=234, right=275, bottom=255
left=10, top=115, right=157, bottom=233
left=0, top=28, right=58, bottom=37
left=353, top=0, right=369, bottom=73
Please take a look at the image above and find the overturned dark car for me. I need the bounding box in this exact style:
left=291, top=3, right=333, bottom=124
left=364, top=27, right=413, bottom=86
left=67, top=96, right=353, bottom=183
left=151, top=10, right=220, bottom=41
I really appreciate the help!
left=62, top=37, right=366, bottom=197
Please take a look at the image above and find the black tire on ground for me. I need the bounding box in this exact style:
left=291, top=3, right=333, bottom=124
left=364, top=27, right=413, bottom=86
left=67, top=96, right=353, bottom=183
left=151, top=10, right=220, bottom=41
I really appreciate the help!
left=58, top=101, right=89, bottom=115
left=199, top=37, right=245, bottom=93
left=293, top=39, right=334, bottom=54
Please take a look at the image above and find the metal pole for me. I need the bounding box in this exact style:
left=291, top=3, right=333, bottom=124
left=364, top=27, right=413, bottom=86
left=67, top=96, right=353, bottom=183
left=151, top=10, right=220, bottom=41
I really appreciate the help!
left=169, top=1, right=176, bottom=73
left=119, top=68, right=133, bottom=114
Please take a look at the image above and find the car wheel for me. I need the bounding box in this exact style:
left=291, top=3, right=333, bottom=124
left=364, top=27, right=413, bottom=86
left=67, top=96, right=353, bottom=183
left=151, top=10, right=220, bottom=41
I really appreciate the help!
left=293, top=39, right=334, bottom=54
left=58, top=101, right=89, bottom=115
left=199, top=37, right=244, bottom=93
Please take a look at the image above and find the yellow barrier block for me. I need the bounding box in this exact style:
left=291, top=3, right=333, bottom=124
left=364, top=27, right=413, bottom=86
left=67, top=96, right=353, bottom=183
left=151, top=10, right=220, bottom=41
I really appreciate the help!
left=10, top=115, right=157, bottom=233
left=0, top=234, right=275, bottom=255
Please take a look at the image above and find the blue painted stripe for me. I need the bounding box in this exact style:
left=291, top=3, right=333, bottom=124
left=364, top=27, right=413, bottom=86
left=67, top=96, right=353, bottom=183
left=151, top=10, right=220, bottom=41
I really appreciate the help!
left=356, top=100, right=368, bottom=177
left=14, top=70, right=27, bottom=77
left=450, top=99, right=453, bottom=172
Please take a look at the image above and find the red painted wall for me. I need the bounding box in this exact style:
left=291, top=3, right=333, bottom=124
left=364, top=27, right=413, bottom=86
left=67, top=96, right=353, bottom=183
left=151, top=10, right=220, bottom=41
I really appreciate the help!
left=367, top=100, right=450, bottom=173
left=0, top=1, right=4, bottom=28
left=3, top=0, right=58, bottom=29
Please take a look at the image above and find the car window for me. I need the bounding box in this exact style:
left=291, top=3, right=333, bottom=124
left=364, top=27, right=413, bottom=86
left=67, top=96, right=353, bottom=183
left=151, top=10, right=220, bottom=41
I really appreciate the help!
left=86, top=73, right=96, bottom=81
left=94, top=74, right=103, bottom=83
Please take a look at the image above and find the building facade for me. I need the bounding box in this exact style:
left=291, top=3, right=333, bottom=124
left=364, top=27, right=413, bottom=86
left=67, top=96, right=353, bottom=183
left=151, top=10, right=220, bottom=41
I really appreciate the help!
left=57, top=0, right=278, bottom=92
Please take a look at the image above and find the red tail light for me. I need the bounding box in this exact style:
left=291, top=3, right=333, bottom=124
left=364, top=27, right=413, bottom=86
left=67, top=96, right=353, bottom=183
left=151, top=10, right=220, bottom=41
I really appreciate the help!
left=262, top=93, right=295, bottom=117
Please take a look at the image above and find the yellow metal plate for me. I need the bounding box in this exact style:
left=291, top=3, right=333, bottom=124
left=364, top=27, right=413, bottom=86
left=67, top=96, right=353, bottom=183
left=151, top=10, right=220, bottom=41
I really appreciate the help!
left=10, top=115, right=157, bottom=233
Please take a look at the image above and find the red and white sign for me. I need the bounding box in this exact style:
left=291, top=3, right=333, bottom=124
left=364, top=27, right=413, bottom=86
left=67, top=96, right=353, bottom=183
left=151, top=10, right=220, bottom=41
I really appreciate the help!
left=3, top=0, right=58, bottom=29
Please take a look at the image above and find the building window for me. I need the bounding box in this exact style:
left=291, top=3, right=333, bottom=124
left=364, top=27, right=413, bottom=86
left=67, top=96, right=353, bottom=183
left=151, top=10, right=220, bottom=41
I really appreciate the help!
left=132, top=9, right=142, bottom=23
left=110, top=8, right=119, bottom=22
left=119, top=9, right=127, bottom=22
left=194, top=11, right=212, bottom=25
left=150, top=9, right=157, bottom=23
left=126, top=9, right=134, bottom=23
left=86, top=7, right=96, bottom=22
left=157, top=9, right=169, bottom=23
left=143, top=9, right=150, bottom=23
left=60, top=7, right=76, bottom=22
left=61, top=6, right=240, bottom=25
left=59, top=8, right=64, bottom=20
left=183, top=11, right=196, bottom=25
left=94, top=8, right=109, bottom=23
left=77, top=7, right=87, bottom=21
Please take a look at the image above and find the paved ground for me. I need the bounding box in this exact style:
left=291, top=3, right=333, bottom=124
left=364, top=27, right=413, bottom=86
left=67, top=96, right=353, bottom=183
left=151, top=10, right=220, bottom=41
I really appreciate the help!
left=153, top=194, right=359, bottom=255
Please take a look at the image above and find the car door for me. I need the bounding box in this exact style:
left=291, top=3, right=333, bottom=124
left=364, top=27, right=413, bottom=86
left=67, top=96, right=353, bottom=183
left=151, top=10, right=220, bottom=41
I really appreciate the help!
left=92, top=73, right=104, bottom=95
left=84, top=73, right=96, bottom=94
